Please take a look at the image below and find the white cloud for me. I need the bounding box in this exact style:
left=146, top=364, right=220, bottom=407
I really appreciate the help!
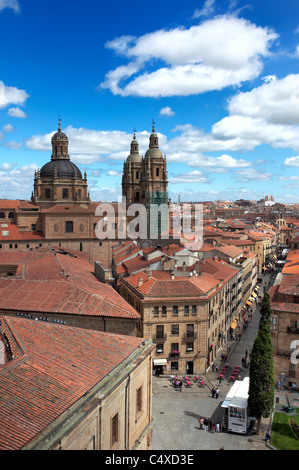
left=279, top=175, right=299, bottom=181
left=193, top=0, right=215, bottom=18
left=284, top=156, right=299, bottom=167
left=159, top=106, right=175, bottom=117
left=2, top=123, right=13, bottom=132
left=227, top=73, right=299, bottom=125
left=106, top=170, right=122, bottom=176
left=100, top=16, right=277, bottom=97
left=0, top=0, right=20, bottom=13
left=233, top=168, right=272, bottom=181
left=0, top=162, right=38, bottom=199
left=5, top=141, right=22, bottom=149
left=0, top=81, right=28, bottom=109
left=170, top=170, right=210, bottom=184
left=7, top=107, right=27, bottom=118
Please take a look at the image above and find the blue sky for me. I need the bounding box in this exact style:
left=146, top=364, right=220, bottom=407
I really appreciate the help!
left=1, top=0, right=299, bottom=203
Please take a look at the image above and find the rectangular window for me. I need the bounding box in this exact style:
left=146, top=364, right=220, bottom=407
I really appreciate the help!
left=156, top=325, right=164, bottom=339
left=186, top=324, right=195, bottom=337
left=111, top=413, right=119, bottom=446
left=171, top=324, right=179, bottom=335
left=65, top=221, right=73, bottom=233
left=45, top=188, right=51, bottom=199
left=136, top=386, right=142, bottom=414
left=156, top=344, right=163, bottom=354
left=186, top=342, right=194, bottom=353
left=62, top=188, right=68, bottom=199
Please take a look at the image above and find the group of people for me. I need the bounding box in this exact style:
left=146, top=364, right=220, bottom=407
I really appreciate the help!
left=211, top=387, right=220, bottom=399
left=170, top=375, right=183, bottom=391
left=199, top=417, right=221, bottom=433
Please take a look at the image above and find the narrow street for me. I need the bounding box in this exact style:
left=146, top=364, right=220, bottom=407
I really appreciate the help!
left=151, top=272, right=275, bottom=450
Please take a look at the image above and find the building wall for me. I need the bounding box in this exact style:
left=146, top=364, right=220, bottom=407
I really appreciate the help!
left=271, top=309, right=299, bottom=389
left=50, top=348, right=153, bottom=450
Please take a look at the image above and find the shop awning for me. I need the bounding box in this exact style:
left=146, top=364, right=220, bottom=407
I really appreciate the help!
left=255, top=285, right=260, bottom=290
left=246, top=300, right=252, bottom=306
left=153, top=359, right=167, bottom=366
left=230, top=320, right=238, bottom=329
left=252, top=292, right=257, bottom=298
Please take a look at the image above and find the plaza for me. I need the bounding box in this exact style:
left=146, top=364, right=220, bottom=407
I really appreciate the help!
left=151, top=274, right=273, bottom=451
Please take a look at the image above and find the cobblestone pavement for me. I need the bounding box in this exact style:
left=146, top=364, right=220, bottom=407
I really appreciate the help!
left=151, top=273, right=277, bottom=451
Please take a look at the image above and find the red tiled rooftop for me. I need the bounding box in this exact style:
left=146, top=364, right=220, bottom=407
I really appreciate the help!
left=0, top=316, right=145, bottom=450
left=0, top=248, right=139, bottom=320
left=0, top=224, right=44, bottom=241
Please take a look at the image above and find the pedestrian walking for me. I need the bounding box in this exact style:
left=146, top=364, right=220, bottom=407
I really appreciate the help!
left=203, top=418, right=209, bottom=431
left=219, top=376, right=222, bottom=386
left=215, top=364, right=218, bottom=373
left=211, top=387, right=216, bottom=398
left=216, top=423, right=220, bottom=433
left=264, top=432, right=271, bottom=443
left=215, top=387, right=220, bottom=399
left=245, top=349, right=248, bottom=358
left=212, top=363, right=215, bottom=372
left=199, top=417, right=203, bottom=429
left=291, top=382, right=296, bottom=394
left=179, top=380, right=183, bottom=392
left=277, top=380, right=281, bottom=391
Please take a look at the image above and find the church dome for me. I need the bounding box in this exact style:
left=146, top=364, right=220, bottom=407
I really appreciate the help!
left=40, top=160, right=83, bottom=179
left=145, top=147, right=163, bottom=159
left=127, top=132, right=142, bottom=163
left=51, top=121, right=68, bottom=142
left=145, top=123, right=163, bottom=159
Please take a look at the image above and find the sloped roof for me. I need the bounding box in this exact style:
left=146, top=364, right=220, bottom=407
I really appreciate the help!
left=0, top=248, right=139, bottom=319
left=0, top=316, right=146, bottom=450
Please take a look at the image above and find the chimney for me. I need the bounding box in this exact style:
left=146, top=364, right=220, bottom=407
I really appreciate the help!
left=183, top=261, right=186, bottom=272
left=148, top=270, right=152, bottom=280
left=170, top=269, right=174, bottom=280
left=138, top=277, right=143, bottom=287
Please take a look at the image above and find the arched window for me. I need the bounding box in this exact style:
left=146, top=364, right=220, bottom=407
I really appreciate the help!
left=192, top=305, right=197, bottom=314
left=184, top=305, right=189, bottom=314
left=154, top=306, right=159, bottom=316
left=156, top=167, right=159, bottom=177
left=0, top=213, right=5, bottom=219
left=8, top=212, right=14, bottom=219
left=162, top=306, right=167, bottom=316
left=173, top=306, right=178, bottom=315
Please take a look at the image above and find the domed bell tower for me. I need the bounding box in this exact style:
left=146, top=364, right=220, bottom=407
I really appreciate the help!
left=122, top=130, right=142, bottom=204
left=32, top=120, right=90, bottom=208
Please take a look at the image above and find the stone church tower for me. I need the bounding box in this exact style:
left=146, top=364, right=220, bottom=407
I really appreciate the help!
left=32, top=121, right=90, bottom=208
left=122, top=124, right=168, bottom=206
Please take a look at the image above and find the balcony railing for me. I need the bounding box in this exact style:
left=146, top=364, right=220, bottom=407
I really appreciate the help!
left=152, top=334, right=167, bottom=343
left=169, top=351, right=180, bottom=358
left=276, top=349, right=291, bottom=357
left=182, top=332, right=198, bottom=341
left=287, top=327, right=299, bottom=335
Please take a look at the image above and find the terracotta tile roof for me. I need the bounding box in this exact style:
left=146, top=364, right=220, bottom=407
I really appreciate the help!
left=0, top=248, right=139, bottom=320
left=41, top=204, right=90, bottom=213
left=0, top=316, right=146, bottom=450
left=221, top=239, right=255, bottom=246
left=123, top=269, right=220, bottom=298
left=0, top=200, right=20, bottom=209
left=0, top=225, right=44, bottom=241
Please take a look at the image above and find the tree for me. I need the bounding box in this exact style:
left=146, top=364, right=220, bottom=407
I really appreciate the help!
left=259, top=291, right=272, bottom=328
left=248, top=292, right=274, bottom=434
